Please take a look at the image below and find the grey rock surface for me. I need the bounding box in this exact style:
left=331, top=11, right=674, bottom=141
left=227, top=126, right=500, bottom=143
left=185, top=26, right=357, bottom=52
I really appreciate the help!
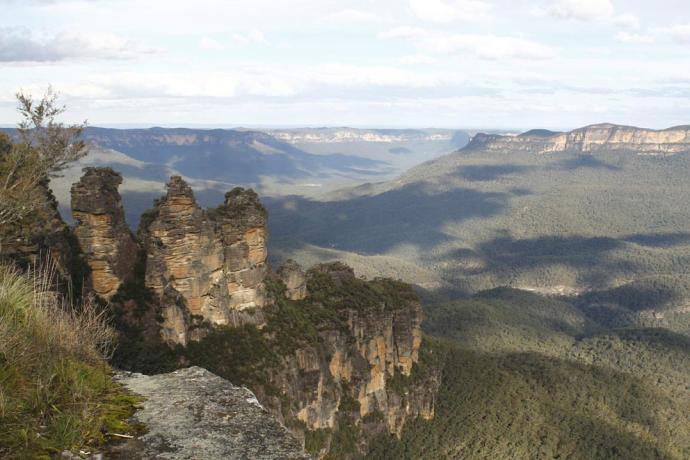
left=112, top=367, right=310, bottom=460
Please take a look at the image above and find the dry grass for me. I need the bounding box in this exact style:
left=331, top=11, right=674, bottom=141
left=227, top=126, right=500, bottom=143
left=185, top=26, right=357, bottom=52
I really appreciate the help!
left=0, top=258, right=137, bottom=458
left=0, top=260, right=115, bottom=371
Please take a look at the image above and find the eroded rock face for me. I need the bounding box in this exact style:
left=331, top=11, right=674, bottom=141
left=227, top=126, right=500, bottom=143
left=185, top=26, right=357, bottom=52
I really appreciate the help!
left=261, top=263, right=437, bottom=444
left=71, top=167, right=138, bottom=298
left=113, top=367, right=310, bottom=460
left=468, top=124, right=690, bottom=155
left=139, top=177, right=268, bottom=345
left=278, top=259, right=308, bottom=300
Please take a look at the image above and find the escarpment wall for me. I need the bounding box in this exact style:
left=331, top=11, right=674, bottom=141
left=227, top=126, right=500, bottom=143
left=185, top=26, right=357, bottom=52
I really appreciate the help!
left=468, top=124, right=690, bottom=155
left=256, top=263, right=438, bottom=454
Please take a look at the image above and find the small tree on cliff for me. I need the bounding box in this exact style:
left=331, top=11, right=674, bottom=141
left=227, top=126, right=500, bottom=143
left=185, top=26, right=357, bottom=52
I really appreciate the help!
left=0, top=87, right=87, bottom=228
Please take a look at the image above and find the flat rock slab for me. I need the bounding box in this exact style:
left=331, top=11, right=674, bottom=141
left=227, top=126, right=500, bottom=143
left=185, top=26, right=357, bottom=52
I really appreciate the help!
left=112, top=366, right=310, bottom=460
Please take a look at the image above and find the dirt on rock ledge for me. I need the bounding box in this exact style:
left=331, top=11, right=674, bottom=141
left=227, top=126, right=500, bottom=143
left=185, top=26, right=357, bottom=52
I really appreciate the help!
left=112, top=367, right=310, bottom=460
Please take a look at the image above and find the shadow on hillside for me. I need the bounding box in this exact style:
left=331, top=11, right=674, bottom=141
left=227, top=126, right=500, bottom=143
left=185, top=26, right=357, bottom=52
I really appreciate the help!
left=455, top=164, right=533, bottom=181
left=378, top=346, right=679, bottom=460
left=554, top=154, right=622, bottom=171
left=466, top=232, right=690, bottom=288
left=587, top=328, right=690, bottom=355
left=577, top=281, right=686, bottom=312
left=266, top=183, right=512, bottom=253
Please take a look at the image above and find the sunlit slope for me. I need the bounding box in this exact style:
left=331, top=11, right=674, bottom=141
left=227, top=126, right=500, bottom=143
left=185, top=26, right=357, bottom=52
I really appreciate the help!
left=268, top=145, right=690, bottom=311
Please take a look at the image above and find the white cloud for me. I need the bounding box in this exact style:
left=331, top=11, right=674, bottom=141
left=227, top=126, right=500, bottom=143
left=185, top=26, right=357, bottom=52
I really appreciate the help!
left=233, top=29, right=268, bottom=46
left=543, top=0, right=639, bottom=29
left=408, top=0, right=492, bottom=24
left=326, top=9, right=381, bottom=23
left=610, top=13, right=639, bottom=29
left=548, top=0, right=614, bottom=21
left=615, top=31, right=654, bottom=44
left=381, top=27, right=556, bottom=60
left=396, top=54, right=440, bottom=65
left=199, top=36, right=225, bottom=50
left=0, top=27, right=161, bottom=62
left=666, top=23, right=690, bottom=43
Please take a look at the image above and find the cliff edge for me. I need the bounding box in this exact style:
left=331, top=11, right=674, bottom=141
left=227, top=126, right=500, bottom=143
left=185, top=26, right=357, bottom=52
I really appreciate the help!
left=112, top=367, right=310, bottom=460
left=467, top=123, right=690, bottom=155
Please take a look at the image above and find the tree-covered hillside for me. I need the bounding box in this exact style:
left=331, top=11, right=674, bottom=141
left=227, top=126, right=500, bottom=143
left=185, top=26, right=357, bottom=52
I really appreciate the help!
left=268, top=147, right=690, bottom=332
left=366, top=288, right=690, bottom=460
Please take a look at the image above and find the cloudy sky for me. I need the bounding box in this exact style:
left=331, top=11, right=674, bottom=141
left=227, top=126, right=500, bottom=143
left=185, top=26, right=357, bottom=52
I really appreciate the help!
left=1, top=0, right=689, bottom=129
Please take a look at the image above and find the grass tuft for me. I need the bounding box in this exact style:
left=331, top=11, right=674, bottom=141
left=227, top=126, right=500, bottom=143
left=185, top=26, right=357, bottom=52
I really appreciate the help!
left=0, top=261, right=140, bottom=458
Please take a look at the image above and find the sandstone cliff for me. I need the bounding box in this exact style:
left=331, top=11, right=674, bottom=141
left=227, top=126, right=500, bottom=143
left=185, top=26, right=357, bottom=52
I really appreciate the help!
left=182, top=262, right=439, bottom=457
left=467, top=123, right=690, bottom=155
left=61, top=169, right=438, bottom=458
left=71, top=167, right=138, bottom=298
left=269, top=263, right=435, bottom=441
left=138, top=177, right=268, bottom=345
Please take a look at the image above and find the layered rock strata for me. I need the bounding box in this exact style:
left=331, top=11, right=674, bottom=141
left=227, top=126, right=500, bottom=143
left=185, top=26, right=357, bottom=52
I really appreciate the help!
left=256, top=263, right=438, bottom=450
left=71, top=167, right=138, bottom=298
left=467, top=123, right=690, bottom=155
left=62, top=170, right=438, bottom=457
left=138, top=177, right=268, bottom=345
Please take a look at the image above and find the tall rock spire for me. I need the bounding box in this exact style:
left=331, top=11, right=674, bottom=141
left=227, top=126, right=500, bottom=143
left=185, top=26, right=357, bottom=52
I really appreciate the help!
left=139, top=177, right=269, bottom=345
left=71, top=167, right=138, bottom=299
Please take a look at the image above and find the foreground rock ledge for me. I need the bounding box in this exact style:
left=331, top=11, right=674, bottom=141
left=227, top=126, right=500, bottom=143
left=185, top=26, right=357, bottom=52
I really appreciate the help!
left=112, top=367, right=310, bottom=460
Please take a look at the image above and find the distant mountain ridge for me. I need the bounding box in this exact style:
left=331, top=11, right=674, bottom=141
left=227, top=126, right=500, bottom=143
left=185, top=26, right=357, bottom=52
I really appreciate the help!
left=467, top=123, right=690, bottom=155
left=267, top=127, right=465, bottom=144
left=80, top=126, right=390, bottom=183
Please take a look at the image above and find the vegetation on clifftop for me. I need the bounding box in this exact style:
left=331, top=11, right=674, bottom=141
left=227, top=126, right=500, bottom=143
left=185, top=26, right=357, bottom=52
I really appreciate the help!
left=0, top=265, right=139, bottom=459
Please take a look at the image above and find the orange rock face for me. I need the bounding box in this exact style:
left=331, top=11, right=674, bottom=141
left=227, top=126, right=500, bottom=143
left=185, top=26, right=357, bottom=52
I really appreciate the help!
left=71, top=168, right=138, bottom=299
left=268, top=263, right=435, bottom=440
left=139, top=177, right=268, bottom=345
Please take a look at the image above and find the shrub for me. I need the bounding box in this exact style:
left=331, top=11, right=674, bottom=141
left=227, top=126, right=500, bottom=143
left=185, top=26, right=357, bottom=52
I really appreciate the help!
left=0, top=261, right=138, bottom=458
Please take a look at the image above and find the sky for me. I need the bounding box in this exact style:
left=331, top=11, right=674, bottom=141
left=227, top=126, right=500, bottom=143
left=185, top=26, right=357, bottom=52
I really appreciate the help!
left=1, top=0, right=689, bottom=130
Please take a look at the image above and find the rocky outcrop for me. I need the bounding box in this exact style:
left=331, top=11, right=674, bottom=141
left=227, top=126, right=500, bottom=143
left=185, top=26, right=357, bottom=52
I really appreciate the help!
left=139, top=177, right=268, bottom=345
left=71, top=167, right=138, bottom=298
left=278, top=259, right=308, bottom=300
left=113, top=367, right=310, bottom=460
left=254, top=263, right=438, bottom=452
left=467, top=124, right=690, bottom=155
left=60, top=171, right=439, bottom=458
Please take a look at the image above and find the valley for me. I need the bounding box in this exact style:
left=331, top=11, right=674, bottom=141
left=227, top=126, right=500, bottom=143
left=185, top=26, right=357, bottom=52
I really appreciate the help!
left=2, top=120, right=690, bottom=459
left=4, top=1, right=690, bottom=457
left=29, top=126, right=470, bottom=227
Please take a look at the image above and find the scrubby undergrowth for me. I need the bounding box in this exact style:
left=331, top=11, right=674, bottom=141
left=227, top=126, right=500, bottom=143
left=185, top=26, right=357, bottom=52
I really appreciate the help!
left=0, top=264, right=139, bottom=459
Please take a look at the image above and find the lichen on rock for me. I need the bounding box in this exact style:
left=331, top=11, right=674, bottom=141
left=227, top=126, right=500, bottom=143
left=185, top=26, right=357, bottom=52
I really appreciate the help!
left=113, top=367, right=310, bottom=460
